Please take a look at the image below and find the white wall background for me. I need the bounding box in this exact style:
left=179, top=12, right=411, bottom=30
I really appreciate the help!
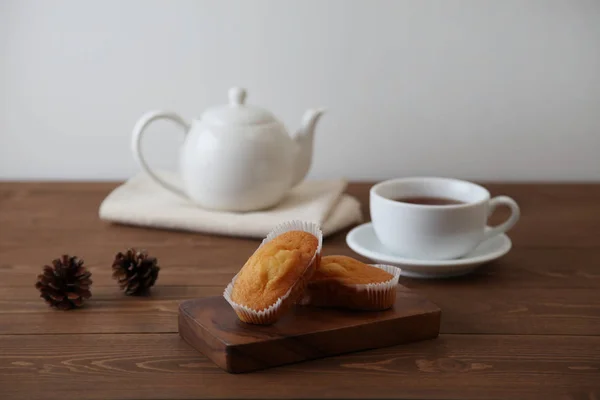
left=1, top=0, right=599, bottom=182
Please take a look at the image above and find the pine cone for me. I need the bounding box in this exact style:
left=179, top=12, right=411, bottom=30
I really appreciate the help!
left=35, top=255, right=92, bottom=310
left=112, top=248, right=160, bottom=295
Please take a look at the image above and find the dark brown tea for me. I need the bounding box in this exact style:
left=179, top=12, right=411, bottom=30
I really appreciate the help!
left=392, top=196, right=465, bottom=206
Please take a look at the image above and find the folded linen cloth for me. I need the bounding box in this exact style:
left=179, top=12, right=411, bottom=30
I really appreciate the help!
left=98, top=173, right=363, bottom=238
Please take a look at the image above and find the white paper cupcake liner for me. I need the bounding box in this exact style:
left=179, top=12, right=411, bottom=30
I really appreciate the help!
left=223, top=220, right=323, bottom=324
left=352, top=264, right=401, bottom=309
left=299, top=263, right=401, bottom=310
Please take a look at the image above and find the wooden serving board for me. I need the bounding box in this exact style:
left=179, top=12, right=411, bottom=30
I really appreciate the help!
left=178, top=287, right=441, bottom=373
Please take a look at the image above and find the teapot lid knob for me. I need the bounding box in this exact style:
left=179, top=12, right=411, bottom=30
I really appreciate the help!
left=202, top=86, right=277, bottom=125
left=228, top=87, right=247, bottom=106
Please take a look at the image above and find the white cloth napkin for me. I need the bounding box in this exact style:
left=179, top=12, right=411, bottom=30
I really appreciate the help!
left=98, top=173, right=363, bottom=238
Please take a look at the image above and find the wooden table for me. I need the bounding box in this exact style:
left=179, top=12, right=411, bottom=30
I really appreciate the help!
left=0, top=182, right=598, bottom=399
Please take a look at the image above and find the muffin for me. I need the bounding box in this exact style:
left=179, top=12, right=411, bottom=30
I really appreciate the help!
left=300, top=255, right=400, bottom=311
left=224, top=220, right=323, bottom=325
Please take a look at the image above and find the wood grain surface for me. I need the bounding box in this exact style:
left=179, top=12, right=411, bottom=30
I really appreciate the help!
left=179, top=292, right=441, bottom=373
left=1, top=333, right=599, bottom=400
left=1, top=182, right=600, bottom=399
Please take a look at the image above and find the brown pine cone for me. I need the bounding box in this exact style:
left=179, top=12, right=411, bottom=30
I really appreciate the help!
left=35, top=255, right=92, bottom=310
left=112, top=248, right=160, bottom=295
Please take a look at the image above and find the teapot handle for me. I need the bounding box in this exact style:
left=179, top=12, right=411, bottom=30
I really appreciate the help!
left=131, top=110, right=190, bottom=198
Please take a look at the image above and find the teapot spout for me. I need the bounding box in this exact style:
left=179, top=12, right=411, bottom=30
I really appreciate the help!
left=290, top=108, right=325, bottom=188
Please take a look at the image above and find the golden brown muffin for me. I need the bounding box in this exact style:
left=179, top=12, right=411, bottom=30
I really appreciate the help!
left=312, top=255, right=393, bottom=285
left=230, top=230, right=319, bottom=323
left=301, top=255, right=398, bottom=311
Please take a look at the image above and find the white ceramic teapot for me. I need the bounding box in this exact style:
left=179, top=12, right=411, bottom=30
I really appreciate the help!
left=131, top=87, right=325, bottom=212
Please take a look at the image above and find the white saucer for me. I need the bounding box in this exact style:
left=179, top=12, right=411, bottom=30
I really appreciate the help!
left=346, top=223, right=512, bottom=279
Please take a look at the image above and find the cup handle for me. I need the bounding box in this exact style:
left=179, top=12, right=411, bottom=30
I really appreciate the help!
left=483, top=196, right=520, bottom=240
left=131, top=110, right=190, bottom=198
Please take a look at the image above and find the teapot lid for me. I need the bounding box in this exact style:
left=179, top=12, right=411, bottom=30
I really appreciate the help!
left=201, top=87, right=278, bottom=126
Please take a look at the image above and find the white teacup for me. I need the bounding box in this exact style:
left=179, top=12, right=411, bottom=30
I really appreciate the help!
left=370, top=177, right=520, bottom=260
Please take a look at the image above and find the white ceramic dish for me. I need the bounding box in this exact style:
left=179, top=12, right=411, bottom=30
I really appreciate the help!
left=346, top=222, right=512, bottom=279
